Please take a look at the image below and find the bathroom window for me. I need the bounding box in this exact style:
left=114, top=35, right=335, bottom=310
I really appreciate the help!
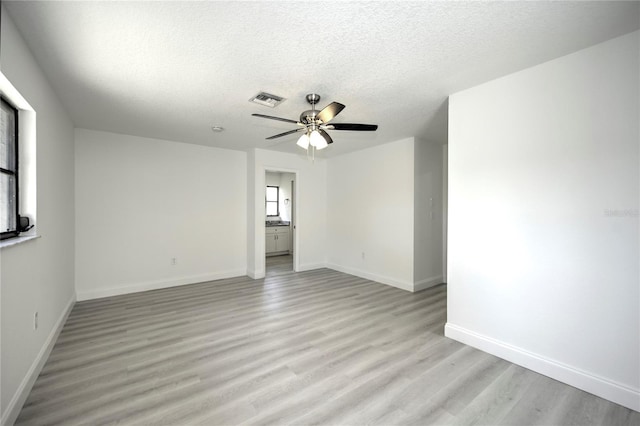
left=266, top=186, right=279, bottom=216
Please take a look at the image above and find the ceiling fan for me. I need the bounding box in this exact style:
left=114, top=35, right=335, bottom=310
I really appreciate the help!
left=251, top=93, right=378, bottom=151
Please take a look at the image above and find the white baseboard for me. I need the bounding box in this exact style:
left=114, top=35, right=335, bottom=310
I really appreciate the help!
left=246, top=268, right=261, bottom=279
left=296, top=262, right=327, bottom=272
left=2, top=294, right=75, bottom=426
left=445, top=323, right=640, bottom=412
left=414, top=275, right=444, bottom=292
left=76, top=269, right=247, bottom=301
left=326, top=263, right=413, bottom=292
left=249, top=262, right=322, bottom=278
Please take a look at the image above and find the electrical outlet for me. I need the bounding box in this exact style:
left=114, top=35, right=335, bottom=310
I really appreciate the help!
left=171, top=257, right=177, bottom=266
left=34, top=312, right=38, bottom=330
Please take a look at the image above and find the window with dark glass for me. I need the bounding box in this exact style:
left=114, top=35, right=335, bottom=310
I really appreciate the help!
left=1, top=97, right=19, bottom=240
left=266, top=186, right=279, bottom=216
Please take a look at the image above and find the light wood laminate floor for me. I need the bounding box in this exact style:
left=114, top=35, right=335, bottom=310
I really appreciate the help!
left=266, top=254, right=293, bottom=277
left=17, top=269, right=639, bottom=425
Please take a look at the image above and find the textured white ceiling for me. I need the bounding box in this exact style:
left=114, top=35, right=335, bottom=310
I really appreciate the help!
left=4, top=1, right=639, bottom=157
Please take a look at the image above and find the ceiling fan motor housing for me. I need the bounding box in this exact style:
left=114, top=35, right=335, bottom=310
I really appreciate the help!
left=300, top=110, right=318, bottom=125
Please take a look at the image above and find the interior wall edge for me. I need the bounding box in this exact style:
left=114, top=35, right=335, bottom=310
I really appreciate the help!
left=414, top=275, right=444, bottom=292
left=326, top=263, right=414, bottom=292
left=444, top=323, right=640, bottom=412
left=1, top=294, right=75, bottom=426
left=75, top=269, right=247, bottom=302
left=249, top=270, right=266, bottom=280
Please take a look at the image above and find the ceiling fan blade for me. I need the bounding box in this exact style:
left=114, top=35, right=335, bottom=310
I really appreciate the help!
left=252, top=113, right=299, bottom=124
left=316, top=102, right=345, bottom=124
left=266, top=128, right=305, bottom=140
left=327, top=123, right=378, bottom=131
left=317, top=129, right=333, bottom=144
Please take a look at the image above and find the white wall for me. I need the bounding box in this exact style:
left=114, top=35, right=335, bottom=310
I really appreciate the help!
left=442, top=144, right=448, bottom=283
left=1, top=7, right=76, bottom=424
left=248, top=149, right=326, bottom=277
left=75, top=129, right=247, bottom=300
left=278, top=173, right=294, bottom=223
left=414, top=139, right=444, bottom=291
left=246, top=149, right=256, bottom=276
left=265, top=172, right=280, bottom=187
left=326, top=138, right=415, bottom=291
left=446, top=31, right=639, bottom=411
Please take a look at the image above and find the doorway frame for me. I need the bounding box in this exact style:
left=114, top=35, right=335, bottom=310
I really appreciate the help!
left=262, top=167, right=299, bottom=275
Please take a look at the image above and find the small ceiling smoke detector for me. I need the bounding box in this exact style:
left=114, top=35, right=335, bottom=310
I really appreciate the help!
left=249, top=92, right=285, bottom=108
left=211, top=126, right=224, bottom=132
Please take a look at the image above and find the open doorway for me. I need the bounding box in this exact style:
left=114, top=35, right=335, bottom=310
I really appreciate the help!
left=265, top=170, right=296, bottom=277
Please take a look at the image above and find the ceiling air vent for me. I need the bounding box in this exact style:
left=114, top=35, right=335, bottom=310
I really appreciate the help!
left=249, top=92, right=285, bottom=108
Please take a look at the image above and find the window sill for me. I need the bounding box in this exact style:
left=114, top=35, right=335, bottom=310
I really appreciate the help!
left=0, top=234, right=40, bottom=249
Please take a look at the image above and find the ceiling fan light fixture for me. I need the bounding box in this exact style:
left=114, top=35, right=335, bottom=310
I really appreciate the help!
left=296, top=133, right=310, bottom=149
left=309, top=130, right=328, bottom=150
